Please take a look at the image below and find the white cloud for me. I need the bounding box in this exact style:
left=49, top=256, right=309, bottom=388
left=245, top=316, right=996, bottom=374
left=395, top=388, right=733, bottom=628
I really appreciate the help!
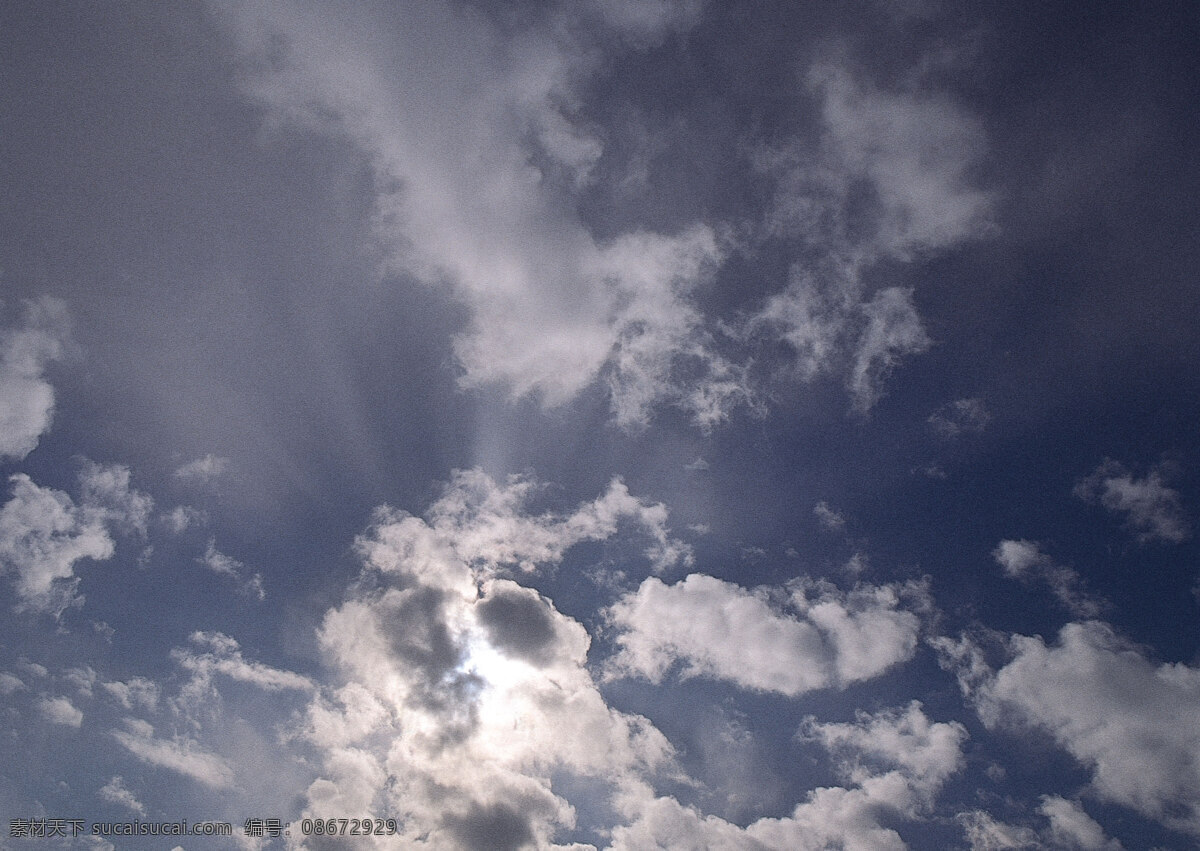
left=942, top=621, right=1200, bottom=837
left=956, top=810, right=1040, bottom=850
left=611, top=702, right=966, bottom=850
left=814, top=500, right=846, bottom=530
left=111, top=717, right=235, bottom=789
left=162, top=505, right=206, bottom=534
left=101, top=677, right=160, bottom=712
left=1039, top=795, right=1123, bottom=850
left=606, top=573, right=929, bottom=695
left=1074, top=459, right=1190, bottom=544
left=0, top=463, right=154, bottom=618
left=79, top=462, right=154, bottom=538
left=210, top=0, right=752, bottom=430
left=37, top=695, right=83, bottom=728
left=929, top=396, right=991, bottom=438
left=0, top=672, right=25, bottom=694
left=992, top=539, right=1104, bottom=618
left=748, top=59, right=992, bottom=412
left=0, top=296, right=68, bottom=460
left=98, top=776, right=147, bottom=817
left=171, top=631, right=314, bottom=692
left=197, top=539, right=265, bottom=600
left=292, top=473, right=689, bottom=848
left=172, top=454, right=230, bottom=484
left=0, top=474, right=115, bottom=617
left=368, top=467, right=690, bottom=582
left=848, top=286, right=930, bottom=412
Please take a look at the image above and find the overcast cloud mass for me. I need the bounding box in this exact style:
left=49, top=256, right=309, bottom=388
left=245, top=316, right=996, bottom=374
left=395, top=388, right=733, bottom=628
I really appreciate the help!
left=2, top=1, right=1199, bottom=848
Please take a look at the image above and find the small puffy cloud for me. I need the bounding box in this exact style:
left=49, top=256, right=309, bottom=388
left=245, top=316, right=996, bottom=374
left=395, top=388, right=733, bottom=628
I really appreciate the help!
left=606, top=573, right=929, bottom=695
left=98, top=776, right=146, bottom=817
left=1074, top=459, right=1190, bottom=544
left=992, top=539, right=1104, bottom=618
left=197, top=539, right=265, bottom=600
left=0, top=296, right=69, bottom=460
left=172, top=454, right=230, bottom=485
left=111, top=717, right=234, bottom=789
left=813, top=500, right=846, bottom=531
left=37, top=695, right=83, bottom=728
left=941, top=621, right=1200, bottom=837
left=929, top=397, right=991, bottom=438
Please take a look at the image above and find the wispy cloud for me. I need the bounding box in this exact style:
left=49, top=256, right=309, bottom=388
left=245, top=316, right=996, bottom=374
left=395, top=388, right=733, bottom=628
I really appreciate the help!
left=1075, top=459, right=1190, bottom=544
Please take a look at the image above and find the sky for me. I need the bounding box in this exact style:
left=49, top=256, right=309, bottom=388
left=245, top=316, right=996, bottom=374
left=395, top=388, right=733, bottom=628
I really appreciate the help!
left=1, top=1, right=1199, bottom=849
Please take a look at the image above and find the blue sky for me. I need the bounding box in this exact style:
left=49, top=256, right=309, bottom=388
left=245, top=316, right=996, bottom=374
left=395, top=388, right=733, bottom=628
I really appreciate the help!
left=2, top=1, right=1199, bottom=848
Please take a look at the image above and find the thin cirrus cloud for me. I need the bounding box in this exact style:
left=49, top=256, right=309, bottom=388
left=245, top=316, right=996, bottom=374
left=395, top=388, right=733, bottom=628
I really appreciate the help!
left=993, top=538, right=1105, bottom=618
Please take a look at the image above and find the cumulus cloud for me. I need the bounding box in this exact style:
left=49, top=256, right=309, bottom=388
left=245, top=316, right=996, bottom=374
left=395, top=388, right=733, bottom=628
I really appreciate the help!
left=37, top=695, right=83, bottom=728
left=1074, top=459, right=1190, bottom=544
left=939, top=621, right=1200, bottom=837
left=929, top=397, right=991, bottom=438
left=0, top=296, right=69, bottom=460
left=98, top=776, right=146, bottom=817
left=992, top=539, right=1104, bottom=618
left=606, top=573, right=929, bottom=695
left=0, top=463, right=153, bottom=618
left=280, top=469, right=699, bottom=847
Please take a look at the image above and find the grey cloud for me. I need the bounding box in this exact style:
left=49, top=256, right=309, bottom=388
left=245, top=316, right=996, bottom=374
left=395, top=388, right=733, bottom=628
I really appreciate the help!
left=476, top=583, right=560, bottom=667
left=444, top=800, right=537, bottom=851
